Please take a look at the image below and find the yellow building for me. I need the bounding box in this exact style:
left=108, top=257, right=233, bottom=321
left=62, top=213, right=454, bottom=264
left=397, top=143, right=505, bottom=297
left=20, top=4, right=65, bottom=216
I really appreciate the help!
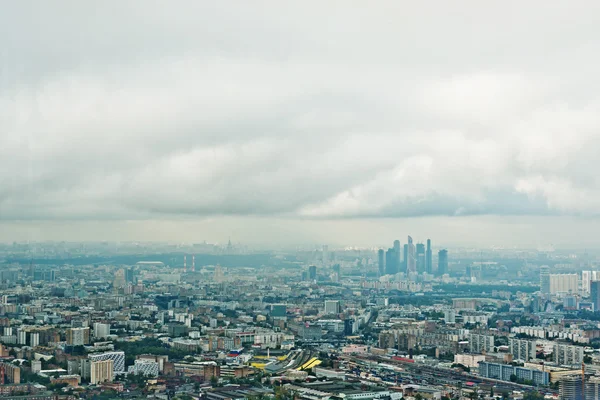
left=90, top=359, right=114, bottom=385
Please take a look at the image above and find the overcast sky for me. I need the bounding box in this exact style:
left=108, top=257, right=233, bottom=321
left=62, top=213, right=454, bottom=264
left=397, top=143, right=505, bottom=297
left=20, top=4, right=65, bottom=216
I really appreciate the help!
left=2, top=1, right=600, bottom=248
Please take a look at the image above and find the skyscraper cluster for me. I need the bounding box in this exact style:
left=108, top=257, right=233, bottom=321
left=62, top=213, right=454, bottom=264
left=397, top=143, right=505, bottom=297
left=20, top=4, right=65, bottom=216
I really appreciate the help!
left=378, top=236, right=446, bottom=277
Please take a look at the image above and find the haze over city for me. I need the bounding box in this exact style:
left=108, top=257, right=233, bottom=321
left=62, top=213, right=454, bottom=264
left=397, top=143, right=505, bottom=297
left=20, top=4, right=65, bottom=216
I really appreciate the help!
left=3, top=2, right=600, bottom=248
left=5, top=3, right=600, bottom=400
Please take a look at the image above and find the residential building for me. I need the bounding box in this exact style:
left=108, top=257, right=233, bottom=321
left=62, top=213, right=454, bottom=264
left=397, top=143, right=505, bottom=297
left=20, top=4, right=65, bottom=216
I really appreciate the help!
left=324, top=300, right=340, bottom=315
left=90, top=359, right=114, bottom=385
left=553, top=343, right=584, bottom=366
left=468, top=333, right=494, bottom=354
left=509, top=338, right=536, bottom=362
left=66, top=327, right=90, bottom=346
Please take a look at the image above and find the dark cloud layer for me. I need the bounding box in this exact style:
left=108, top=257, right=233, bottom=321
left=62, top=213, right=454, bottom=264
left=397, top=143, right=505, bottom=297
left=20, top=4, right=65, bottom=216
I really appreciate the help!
left=2, top=1, right=600, bottom=224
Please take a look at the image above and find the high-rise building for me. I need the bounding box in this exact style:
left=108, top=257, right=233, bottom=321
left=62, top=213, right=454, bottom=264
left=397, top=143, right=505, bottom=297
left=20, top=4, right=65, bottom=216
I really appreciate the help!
left=438, top=249, right=448, bottom=276
left=559, top=375, right=600, bottom=400
left=539, top=265, right=550, bottom=294
left=416, top=243, right=425, bottom=273
left=586, top=376, right=600, bottom=400
left=407, top=236, right=416, bottom=274
left=332, top=264, right=341, bottom=281
left=324, top=300, right=341, bottom=315
left=549, top=274, right=578, bottom=294
left=468, top=333, right=494, bottom=354
left=214, top=264, right=224, bottom=282
left=553, top=343, right=584, bottom=366
left=93, top=323, right=111, bottom=339
left=425, top=239, right=432, bottom=274
left=509, top=338, right=536, bottom=362
left=393, top=240, right=401, bottom=271
left=385, top=248, right=397, bottom=275
left=591, top=280, right=600, bottom=312
left=88, top=351, right=125, bottom=374
left=403, top=244, right=408, bottom=273
left=377, top=249, right=385, bottom=277
left=308, top=265, right=317, bottom=281
left=90, top=359, right=114, bottom=385
left=0, top=362, right=21, bottom=384
left=66, top=327, right=90, bottom=346
left=125, top=267, right=135, bottom=284
left=444, top=309, right=456, bottom=324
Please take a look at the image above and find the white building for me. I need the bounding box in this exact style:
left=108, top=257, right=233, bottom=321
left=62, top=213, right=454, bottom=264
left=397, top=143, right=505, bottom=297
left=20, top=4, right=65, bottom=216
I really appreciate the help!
left=88, top=351, right=125, bottom=374
left=454, top=354, right=485, bottom=368
left=549, top=274, right=578, bottom=294
left=509, top=338, right=537, bottom=361
left=324, top=300, right=341, bottom=315
left=444, top=309, right=456, bottom=324
left=128, top=359, right=159, bottom=377
left=468, top=333, right=494, bottom=353
left=254, top=332, right=284, bottom=349
left=553, top=343, right=584, bottom=366
left=93, top=323, right=111, bottom=339
left=582, top=271, right=600, bottom=295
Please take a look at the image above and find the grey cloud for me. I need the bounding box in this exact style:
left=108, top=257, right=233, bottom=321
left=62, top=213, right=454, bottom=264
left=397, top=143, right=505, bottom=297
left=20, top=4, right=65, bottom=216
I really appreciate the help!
left=2, top=1, right=600, bottom=222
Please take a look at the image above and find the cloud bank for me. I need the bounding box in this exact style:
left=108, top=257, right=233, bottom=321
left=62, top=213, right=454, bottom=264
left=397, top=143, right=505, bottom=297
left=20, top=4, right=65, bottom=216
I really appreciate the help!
left=2, top=1, right=600, bottom=221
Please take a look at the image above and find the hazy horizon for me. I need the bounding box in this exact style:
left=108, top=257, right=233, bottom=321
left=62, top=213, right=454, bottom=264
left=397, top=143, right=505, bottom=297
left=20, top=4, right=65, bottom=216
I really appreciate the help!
left=2, top=2, right=600, bottom=247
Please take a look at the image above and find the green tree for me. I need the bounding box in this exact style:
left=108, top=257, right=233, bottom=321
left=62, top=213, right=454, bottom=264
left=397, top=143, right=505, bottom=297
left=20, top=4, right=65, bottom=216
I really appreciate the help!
left=522, top=392, right=544, bottom=400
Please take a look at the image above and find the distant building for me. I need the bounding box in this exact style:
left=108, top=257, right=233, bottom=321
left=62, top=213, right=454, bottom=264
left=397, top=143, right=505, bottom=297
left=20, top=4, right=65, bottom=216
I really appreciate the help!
left=407, top=236, right=416, bottom=274
left=385, top=248, right=397, bottom=275
left=539, top=265, right=551, bottom=294
left=393, top=240, right=401, bottom=271
left=549, top=274, right=578, bottom=294
left=324, top=300, right=340, bottom=315
left=332, top=264, right=341, bottom=281
left=444, top=309, right=456, bottom=324
left=438, top=250, right=448, bottom=276
left=308, top=265, right=317, bottom=281
left=425, top=239, right=432, bottom=274
left=113, top=269, right=126, bottom=290
left=591, top=281, right=600, bottom=312
left=377, top=249, right=385, bottom=277
left=416, top=243, right=425, bottom=273
left=403, top=244, right=408, bottom=273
